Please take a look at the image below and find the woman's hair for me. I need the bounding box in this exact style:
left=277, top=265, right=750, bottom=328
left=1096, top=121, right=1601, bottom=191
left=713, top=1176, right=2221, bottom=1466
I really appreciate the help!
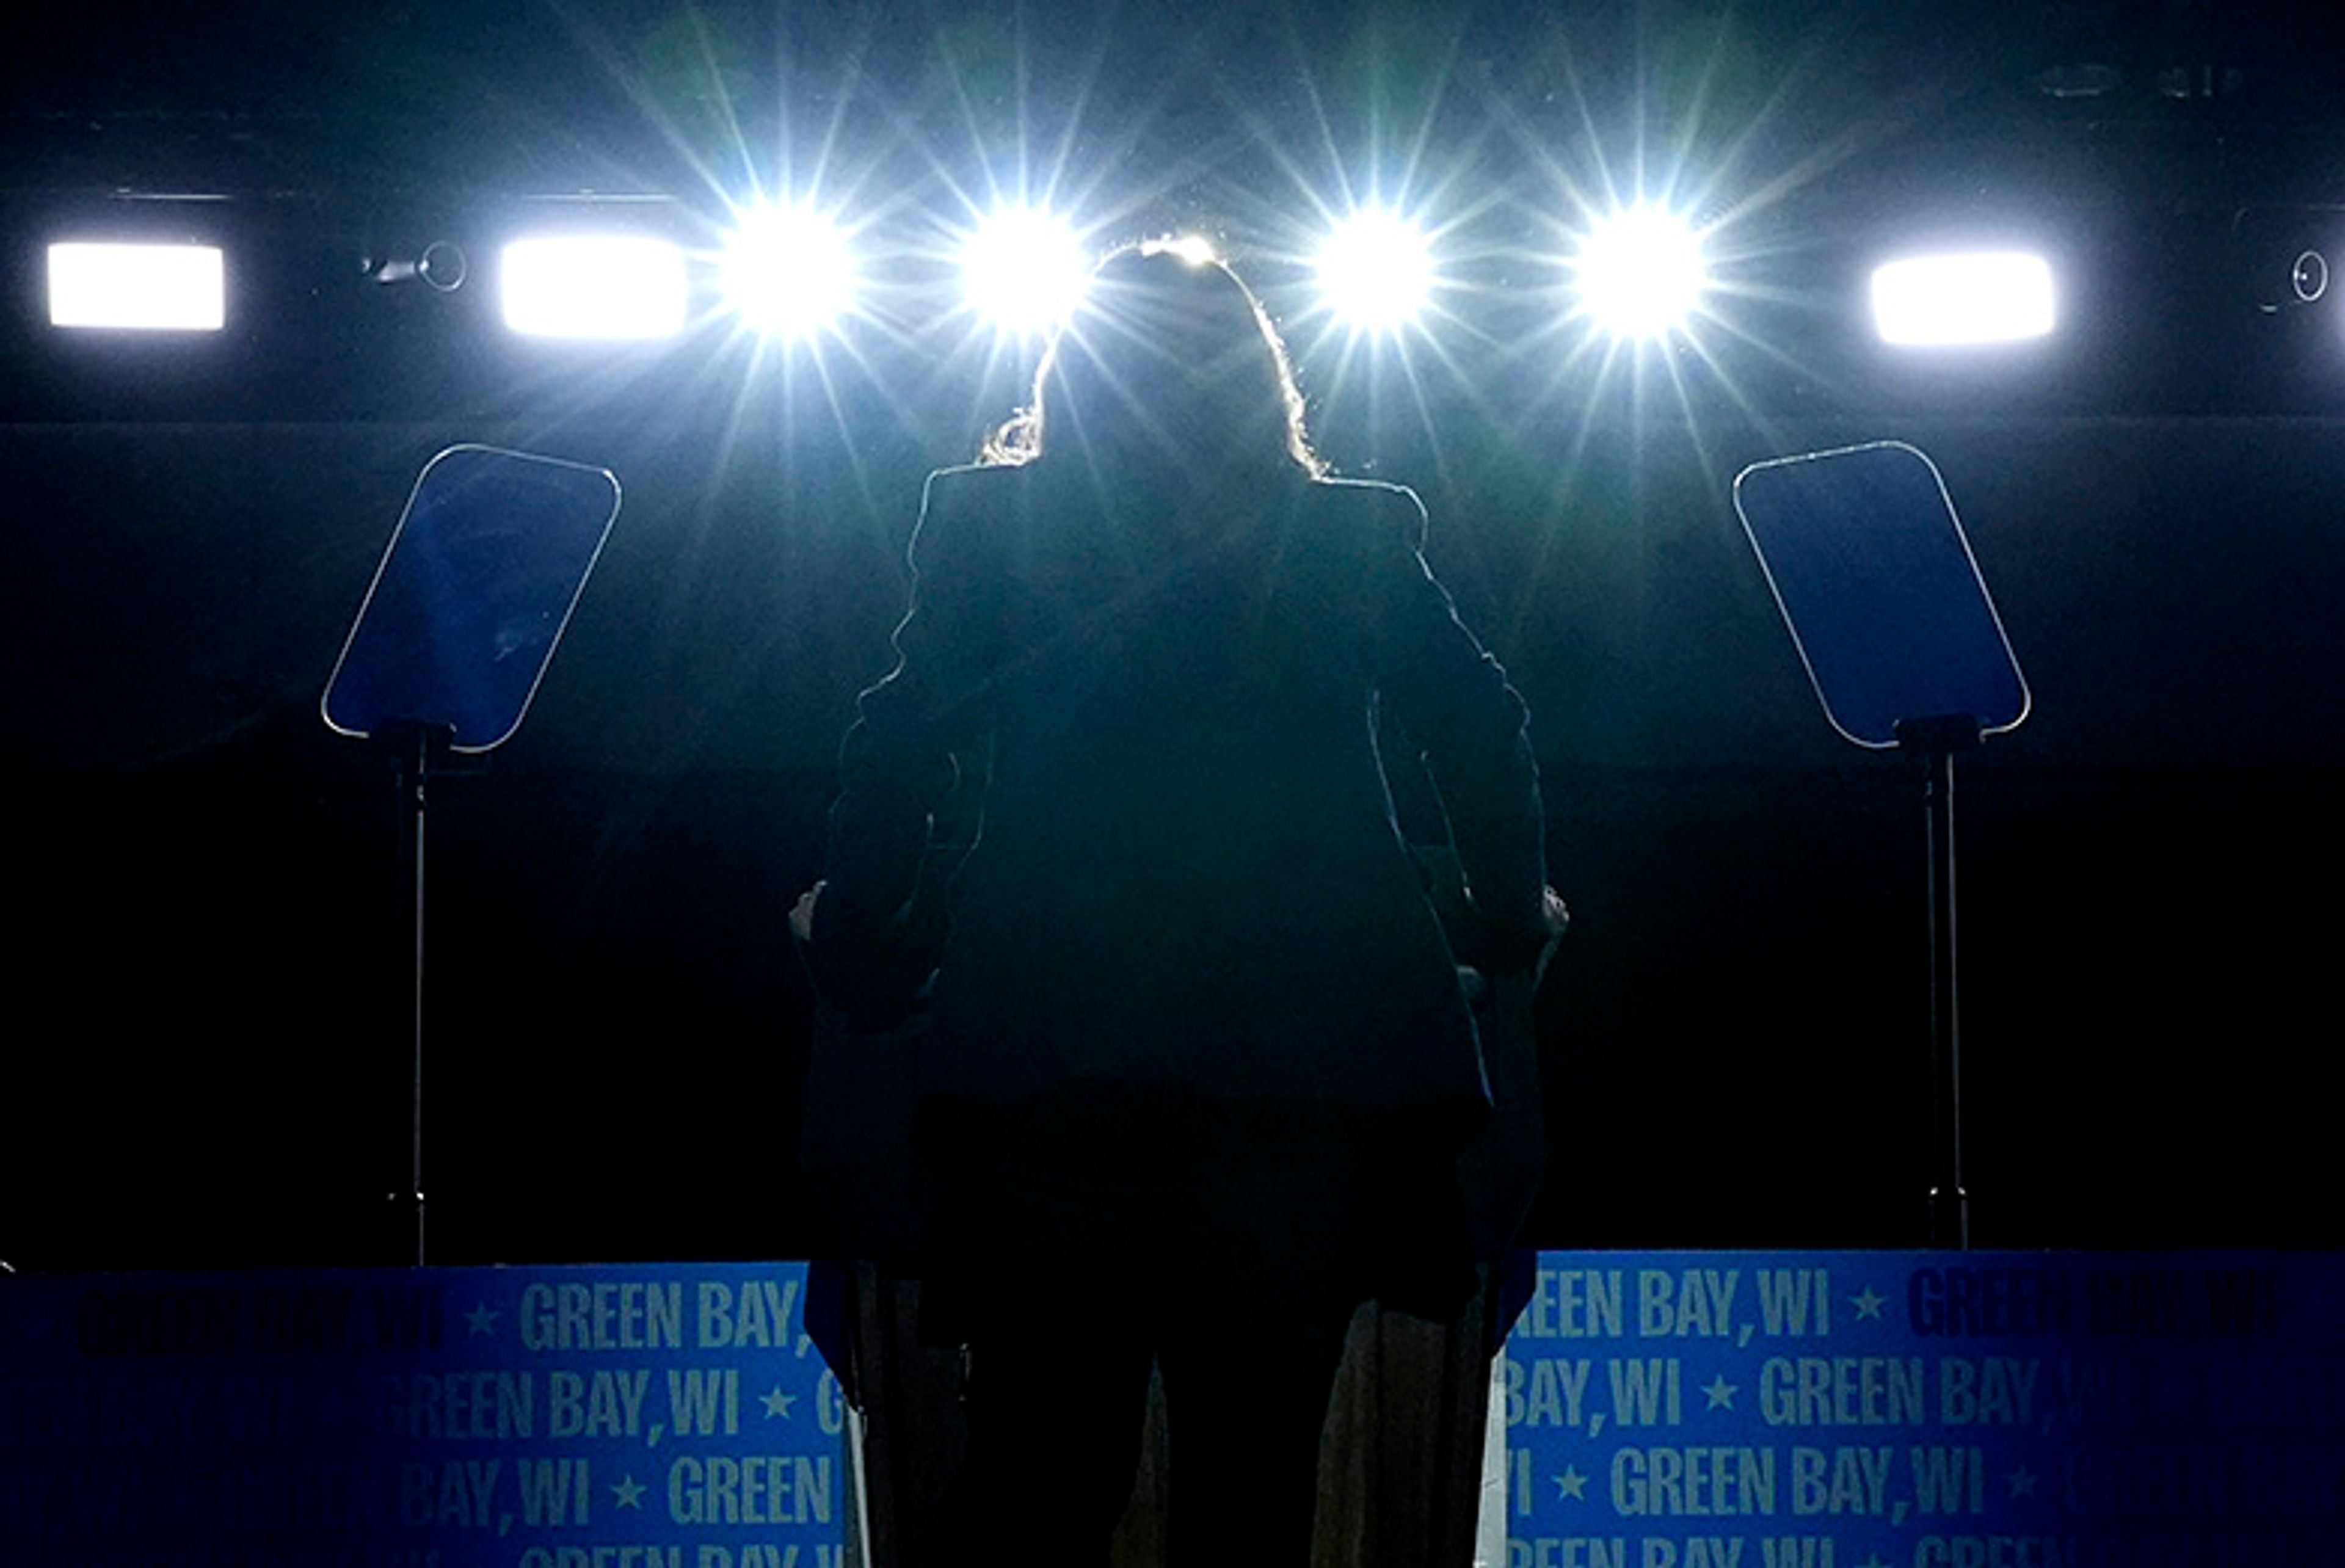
left=982, top=239, right=1327, bottom=480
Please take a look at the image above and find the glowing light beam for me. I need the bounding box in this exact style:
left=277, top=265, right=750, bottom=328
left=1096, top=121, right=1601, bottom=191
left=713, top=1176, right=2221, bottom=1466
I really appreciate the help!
left=48, top=242, right=225, bottom=331
left=1314, top=208, right=1436, bottom=334
left=500, top=235, right=689, bottom=340
left=1572, top=207, right=1709, bottom=341
left=961, top=207, right=1090, bottom=335
left=1871, top=251, right=2056, bottom=346
left=719, top=205, right=859, bottom=341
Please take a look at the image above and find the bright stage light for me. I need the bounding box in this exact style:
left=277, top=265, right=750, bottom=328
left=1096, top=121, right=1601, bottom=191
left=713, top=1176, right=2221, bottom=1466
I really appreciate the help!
left=1314, top=208, right=1434, bottom=333
left=499, top=235, right=689, bottom=340
left=48, top=242, right=225, bottom=331
left=1870, top=252, right=2056, bottom=346
left=1572, top=207, right=1707, bottom=340
left=719, top=205, right=857, bottom=340
left=962, top=208, right=1089, bottom=335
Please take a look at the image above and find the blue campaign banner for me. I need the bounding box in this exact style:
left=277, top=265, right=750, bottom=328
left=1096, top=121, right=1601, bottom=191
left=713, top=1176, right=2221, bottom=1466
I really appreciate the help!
left=0, top=1262, right=849, bottom=1568
left=1497, top=1252, right=2345, bottom=1568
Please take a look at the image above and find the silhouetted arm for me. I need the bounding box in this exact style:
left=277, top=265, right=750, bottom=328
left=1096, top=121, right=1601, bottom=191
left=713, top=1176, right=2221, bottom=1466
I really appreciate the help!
left=809, top=468, right=1005, bottom=1015
left=1352, top=483, right=1558, bottom=968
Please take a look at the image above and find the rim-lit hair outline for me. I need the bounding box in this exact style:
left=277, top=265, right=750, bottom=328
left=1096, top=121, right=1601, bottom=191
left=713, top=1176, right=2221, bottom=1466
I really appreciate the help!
left=983, top=238, right=1328, bottom=479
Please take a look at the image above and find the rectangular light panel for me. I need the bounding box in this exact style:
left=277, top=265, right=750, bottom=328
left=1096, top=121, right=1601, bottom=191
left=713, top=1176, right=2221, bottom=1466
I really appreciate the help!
left=500, top=235, right=688, bottom=339
left=1871, top=252, right=2056, bottom=347
left=48, top=242, right=226, bottom=331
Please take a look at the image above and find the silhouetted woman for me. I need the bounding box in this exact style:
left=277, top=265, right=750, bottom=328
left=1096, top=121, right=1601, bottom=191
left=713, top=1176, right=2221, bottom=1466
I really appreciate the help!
left=809, top=240, right=1557, bottom=1564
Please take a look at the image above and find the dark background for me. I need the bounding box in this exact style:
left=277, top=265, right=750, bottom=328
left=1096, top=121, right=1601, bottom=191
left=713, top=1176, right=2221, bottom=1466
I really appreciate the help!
left=4, top=1, right=2339, bottom=1269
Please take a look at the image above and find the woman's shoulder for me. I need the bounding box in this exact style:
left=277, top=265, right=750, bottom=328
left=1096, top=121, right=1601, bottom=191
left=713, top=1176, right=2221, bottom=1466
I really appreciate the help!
left=910, top=462, right=1034, bottom=570
left=918, top=460, right=1033, bottom=518
left=921, top=459, right=1027, bottom=497
left=1295, top=474, right=1429, bottom=554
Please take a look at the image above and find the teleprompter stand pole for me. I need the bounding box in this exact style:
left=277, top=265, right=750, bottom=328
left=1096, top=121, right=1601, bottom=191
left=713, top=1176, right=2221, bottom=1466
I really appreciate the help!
left=1896, top=714, right=1980, bottom=1250
left=379, top=720, right=474, bottom=1266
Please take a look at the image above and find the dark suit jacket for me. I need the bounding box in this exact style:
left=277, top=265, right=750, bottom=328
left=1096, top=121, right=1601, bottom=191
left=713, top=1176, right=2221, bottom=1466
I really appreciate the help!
left=815, top=459, right=1544, bottom=1142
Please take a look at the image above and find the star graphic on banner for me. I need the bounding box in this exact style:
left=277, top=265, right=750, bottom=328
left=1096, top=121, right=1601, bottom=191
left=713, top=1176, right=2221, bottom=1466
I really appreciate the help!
left=2007, top=1465, right=2040, bottom=1499
left=1555, top=1467, right=1589, bottom=1501
left=1703, top=1375, right=1738, bottom=1410
left=762, top=1385, right=798, bottom=1420
left=464, top=1302, right=500, bottom=1337
left=611, top=1475, right=646, bottom=1509
left=1851, top=1287, right=1888, bottom=1320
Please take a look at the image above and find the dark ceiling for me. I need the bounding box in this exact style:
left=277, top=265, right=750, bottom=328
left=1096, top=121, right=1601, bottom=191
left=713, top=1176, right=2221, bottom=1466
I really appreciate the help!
left=8, top=2, right=2340, bottom=178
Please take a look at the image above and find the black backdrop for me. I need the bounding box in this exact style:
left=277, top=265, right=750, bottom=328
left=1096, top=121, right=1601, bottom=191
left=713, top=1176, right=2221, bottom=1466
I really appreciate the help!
left=7, top=405, right=2338, bottom=1268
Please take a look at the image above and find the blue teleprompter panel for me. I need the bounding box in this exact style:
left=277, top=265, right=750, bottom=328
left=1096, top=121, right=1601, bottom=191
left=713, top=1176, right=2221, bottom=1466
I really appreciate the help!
left=0, top=1262, right=848, bottom=1568
left=1734, top=442, right=2029, bottom=750
left=1497, top=1252, right=2345, bottom=1568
